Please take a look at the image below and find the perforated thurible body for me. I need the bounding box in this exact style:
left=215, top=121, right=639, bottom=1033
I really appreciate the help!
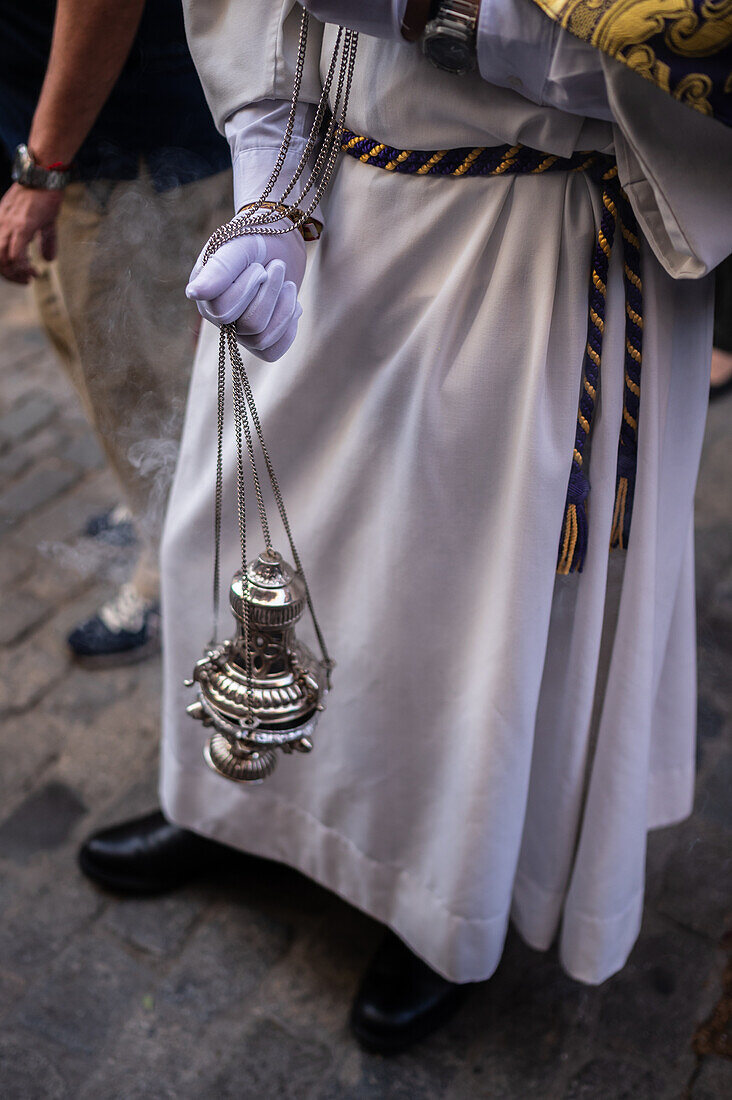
left=186, top=550, right=326, bottom=783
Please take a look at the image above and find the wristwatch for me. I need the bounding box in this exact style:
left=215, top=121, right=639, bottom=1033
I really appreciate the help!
left=11, top=144, right=72, bottom=190
left=422, top=0, right=481, bottom=76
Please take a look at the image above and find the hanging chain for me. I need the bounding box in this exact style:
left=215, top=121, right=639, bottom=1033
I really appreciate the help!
left=203, top=15, right=359, bottom=258
left=211, top=332, right=226, bottom=645
left=207, top=11, right=358, bottom=692
left=227, top=330, right=334, bottom=685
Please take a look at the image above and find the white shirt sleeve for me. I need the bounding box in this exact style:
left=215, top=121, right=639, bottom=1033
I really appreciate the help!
left=604, top=56, right=732, bottom=278
left=301, top=1, right=406, bottom=38
left=225, top=100, right=319, bottom=212
left=182, top=0, right=324, bottom=133
left=477, top=0, right=613, bottom=121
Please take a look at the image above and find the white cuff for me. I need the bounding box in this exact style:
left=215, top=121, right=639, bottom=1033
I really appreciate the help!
left=477, top=0, right=612, bottom=121
left=301, top=1, right=407, bottom=38
left=477, top=0, right=557, bottom=106
left=224, top=100, right=319, bottom=213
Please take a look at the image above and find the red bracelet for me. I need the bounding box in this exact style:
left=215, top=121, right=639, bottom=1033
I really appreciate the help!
left=29, top=147, right=73, bottom=173
left=401, top=0, right=433, bottom=41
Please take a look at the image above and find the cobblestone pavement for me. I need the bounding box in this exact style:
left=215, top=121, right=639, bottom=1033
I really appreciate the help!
left=0, top=280, right=730, bottom=1100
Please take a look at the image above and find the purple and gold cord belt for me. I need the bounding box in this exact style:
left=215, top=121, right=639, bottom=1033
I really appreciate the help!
left=340, top=129, right=643, bottom=576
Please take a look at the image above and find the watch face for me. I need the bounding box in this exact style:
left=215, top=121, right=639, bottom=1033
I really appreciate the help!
left=424, top=32, right=474, bottom=75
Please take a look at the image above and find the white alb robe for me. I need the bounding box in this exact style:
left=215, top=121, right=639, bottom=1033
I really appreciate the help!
left=160, top=2, right=732, bottom=984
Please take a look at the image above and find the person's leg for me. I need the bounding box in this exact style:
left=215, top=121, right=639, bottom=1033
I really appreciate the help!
left=40, top=169, right=232, bottom=659
left=53, top=172, right=224, bottom=588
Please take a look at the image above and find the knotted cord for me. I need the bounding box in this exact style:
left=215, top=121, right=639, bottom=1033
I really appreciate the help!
left=340, top=128, right=643, bottom=574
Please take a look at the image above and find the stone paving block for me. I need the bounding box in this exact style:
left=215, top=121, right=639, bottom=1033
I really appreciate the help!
left=254, top=904, right=374, bottom=1040
left=0, top=781, right=87, bottom=863
left=696, top=635, right=732, bottom=713
left=97, top=774, right=162, bottom=828
left=80, top=1001, right=330, bottom=1100
left=12, top=933, right=153, bottom=1056
left=15, top=467, right=116, bottom=545
left=0, top=971, right=27, bottom=1023
left=20, top=562, right=91, bottom=609
left=58, top=433, right=105, bottom=473
left=0, top=1032, right=70, bottom=1100
left=0, top=537, right=36, bottom=587
left=707, top=566, right=732, bottom=655
left=695, top=694, right=726, bottom=769
left=0, top=629, right=68, bottom=715
left=322, top=1033, right=465, bottom=1100
left=695, top=433, right=732, bottom=528
left=0, top=711, right=66, bottom=818
left=0, top=394, right=57, bottom=452
left=38, top=661, right=143, bottom=724
left=0, top=446, right=33, bottom=482
left=0, top=865, right=103, bottom=974
left=160, top=907, right=293, bottom=1024
left=694, top=521, right=732, bottom=607
left=76, top=1016, right=197, bottom=1100
left=562, top=1058, right=666, bottom=1100
left=4, top=423, right=70, bottom=475
left=596, top=914, right=717, bottom=1068
left=645, top=821, right=688, bottom=907
left=690, top=1056, right=732, bottom=1099
left=103, top=892, right=207, bottom=958
left=657, top=819, right=732, bottom=941
left=0, top=460, right=80, bottom=528
left=201, top=1016, right=334, bottom=1100
left=0, top=590, right=52, bottom=646
left=320, top=1052, right=447, bottom=1100
left=48, top=688, right=159, bottom=808
left=696, top=751, right=732, bottom=830
left=0, top=328, right=47, bottom=371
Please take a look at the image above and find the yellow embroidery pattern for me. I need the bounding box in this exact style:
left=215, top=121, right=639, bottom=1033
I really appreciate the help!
left=531, top=0, right=732, bottom=120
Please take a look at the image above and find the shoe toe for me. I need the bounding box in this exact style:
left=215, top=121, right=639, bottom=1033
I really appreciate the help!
left=78, top=812, right=222, bottom=895
left=67, top=612, right=157, bottom=662
left=67, top=616, right=115, bottom=656
left=351, top=933, right=466, bottom=1052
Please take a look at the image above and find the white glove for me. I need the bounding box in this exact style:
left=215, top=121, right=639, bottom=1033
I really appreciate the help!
left=300, top=0, right=406, bottom=39
left=187, top=100, right=317, bottom=364
left=186, top=228, right=306, bottom=363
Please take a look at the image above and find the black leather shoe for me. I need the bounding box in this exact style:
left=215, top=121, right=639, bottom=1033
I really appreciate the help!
left=350, top=931, right=468, bottom=1054
left=78, top=810, right=222, bottom=895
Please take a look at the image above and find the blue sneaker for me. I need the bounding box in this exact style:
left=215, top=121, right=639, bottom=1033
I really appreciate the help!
left=67, top=584, right=160, bottom=667
left=84, top=504, right=136, bottom=548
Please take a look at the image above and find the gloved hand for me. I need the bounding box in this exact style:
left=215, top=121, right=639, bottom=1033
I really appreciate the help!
left=300, top=0, right=407, bottom=39
left=186, top=223, right=307, bottom=363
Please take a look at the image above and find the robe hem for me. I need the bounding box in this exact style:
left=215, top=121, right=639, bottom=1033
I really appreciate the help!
left=160, top=754, right=510, bottom=984
left=510, top=865, right=643, bottom=985
left=160, top=753, right=689, bottom=986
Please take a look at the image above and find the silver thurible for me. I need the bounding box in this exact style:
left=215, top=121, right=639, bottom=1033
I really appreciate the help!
left=186, top=549, right=327, bottom=783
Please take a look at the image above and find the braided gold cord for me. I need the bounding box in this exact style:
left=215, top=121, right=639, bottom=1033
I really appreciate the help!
left=417, top=150, right=449, bottom=174
left=384, top=149, right=413, bottom=171
left=453, top=147, right=484, bottom=175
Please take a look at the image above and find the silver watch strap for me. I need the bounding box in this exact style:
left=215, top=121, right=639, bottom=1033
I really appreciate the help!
left=12, top=144, right=71, bottom=190
left=429, top=0, right=480, bottom=35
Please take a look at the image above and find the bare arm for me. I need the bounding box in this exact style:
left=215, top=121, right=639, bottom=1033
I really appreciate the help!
left=0, top=0, right=146, bottom=283
left=29, top=0, right=146, bottom=166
